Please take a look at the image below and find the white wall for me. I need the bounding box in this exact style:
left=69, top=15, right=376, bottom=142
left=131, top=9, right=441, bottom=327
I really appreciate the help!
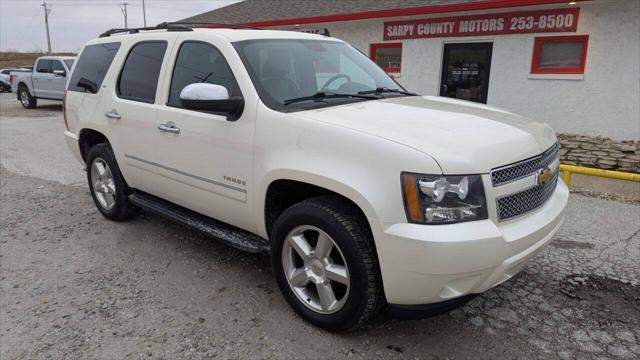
left=278, top=0, right=640, bottom=140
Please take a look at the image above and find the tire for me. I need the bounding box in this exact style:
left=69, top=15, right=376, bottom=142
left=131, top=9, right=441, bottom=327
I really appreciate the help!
left=271, top=196, right=384, bottom=332
left=18, top=85, right=36, bottom=109
left=86, top=143, right=138, bottom=221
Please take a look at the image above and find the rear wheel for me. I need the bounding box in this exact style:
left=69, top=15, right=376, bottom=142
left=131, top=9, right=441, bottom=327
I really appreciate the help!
left=18, top=85, right=36, bottom=109
left=271, top=196, right=384, bottom=332
left=86, top=143, right=138, bottom=221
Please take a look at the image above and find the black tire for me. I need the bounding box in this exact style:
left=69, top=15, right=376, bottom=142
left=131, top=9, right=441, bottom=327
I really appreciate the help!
left=271, top=196, right=384, bottom=332
left=18, top=85, right=36, bottom=109
left=86, top=143, right=138, bottom=221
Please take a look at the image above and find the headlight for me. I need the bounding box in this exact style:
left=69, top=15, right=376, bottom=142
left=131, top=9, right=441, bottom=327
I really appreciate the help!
left=401, top=172, right=487, bottom=224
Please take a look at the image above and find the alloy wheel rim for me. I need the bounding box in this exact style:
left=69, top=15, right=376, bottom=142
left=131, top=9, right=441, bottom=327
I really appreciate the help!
left=20, top=91, right=29, bottom=106
left=90, top=158, right=116, bottom=210
left=282, top=225, right=350, bottom=314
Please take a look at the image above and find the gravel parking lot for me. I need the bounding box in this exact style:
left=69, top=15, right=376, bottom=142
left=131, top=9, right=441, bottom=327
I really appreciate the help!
left=1, top=92, right=639, bottom=359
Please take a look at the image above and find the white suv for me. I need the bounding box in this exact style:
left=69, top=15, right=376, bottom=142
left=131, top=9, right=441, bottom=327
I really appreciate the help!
left=64, top=24, right=568, bottom=331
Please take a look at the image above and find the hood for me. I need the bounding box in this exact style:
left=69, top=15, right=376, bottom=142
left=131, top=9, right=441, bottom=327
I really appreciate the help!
left=295, top=96, right=556, bottom=174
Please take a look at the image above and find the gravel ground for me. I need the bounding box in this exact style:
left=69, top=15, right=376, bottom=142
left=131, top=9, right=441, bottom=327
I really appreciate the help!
left=1, top=93, right=639, bottom=359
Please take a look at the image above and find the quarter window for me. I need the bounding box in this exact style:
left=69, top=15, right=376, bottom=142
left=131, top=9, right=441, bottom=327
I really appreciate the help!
left=118, top=41, right=167, bottom=103
left=68, top=42, right=121, bottom=94
left=36, top=60, right=52, bottom=73
left=168, top=41, right=240, bottom=108
left=531, top=35, right=588, bottom=74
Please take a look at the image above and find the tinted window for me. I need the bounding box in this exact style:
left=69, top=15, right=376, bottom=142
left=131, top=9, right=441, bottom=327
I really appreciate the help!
left=63, top=59, right=75, bottom=69
left=36, top=60, right=51, bottom=73
left=168, top=41, right=240, bottom=107
left=51, top=61, right=65, bottom=73
left=1, top=70, right=11, bottom=75
left=118, top=41, right=167, bottom=103
left=68, top=42, right=120, bottom=94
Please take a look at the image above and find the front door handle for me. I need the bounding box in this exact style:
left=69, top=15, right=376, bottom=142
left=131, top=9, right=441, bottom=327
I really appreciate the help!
left=104, top=110, right=121, bottom=120
left=158, top=121, right=180, bottom=134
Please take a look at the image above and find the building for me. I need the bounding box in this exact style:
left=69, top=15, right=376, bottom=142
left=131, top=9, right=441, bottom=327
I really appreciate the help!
left=183, top=0, right=639, bottom=172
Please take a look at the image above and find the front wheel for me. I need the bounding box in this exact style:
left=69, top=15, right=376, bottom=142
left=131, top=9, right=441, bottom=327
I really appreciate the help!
left=271, top=196, right=384, bottom=332
left=18, top=86, right=36, bottom=109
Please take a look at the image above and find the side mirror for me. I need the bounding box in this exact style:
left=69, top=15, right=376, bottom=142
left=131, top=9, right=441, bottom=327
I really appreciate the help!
left=179, top=83, right=244, bottom=120
left=53, top=70, right=66, bottom=77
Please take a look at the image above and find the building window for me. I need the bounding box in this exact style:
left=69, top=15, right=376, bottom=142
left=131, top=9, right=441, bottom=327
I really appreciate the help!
left=370, top=43, right=402, bottom=73
left=531, top=35, right=588, bottom=74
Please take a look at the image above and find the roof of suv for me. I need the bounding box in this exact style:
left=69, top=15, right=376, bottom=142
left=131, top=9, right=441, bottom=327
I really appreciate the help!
left=88, top=28, right=340, bottom=45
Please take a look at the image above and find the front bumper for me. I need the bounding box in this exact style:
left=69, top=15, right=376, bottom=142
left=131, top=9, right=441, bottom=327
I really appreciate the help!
left=374, top=180, right=569, bottom=305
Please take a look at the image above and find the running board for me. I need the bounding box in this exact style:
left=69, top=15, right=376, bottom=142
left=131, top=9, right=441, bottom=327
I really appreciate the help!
left=129, top=192, right=269, bottom=253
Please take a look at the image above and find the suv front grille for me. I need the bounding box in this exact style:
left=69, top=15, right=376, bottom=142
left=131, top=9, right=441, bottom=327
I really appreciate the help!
left=490, top=144, right=559, bottom=186
left=496, top=171, right=558, bottom=221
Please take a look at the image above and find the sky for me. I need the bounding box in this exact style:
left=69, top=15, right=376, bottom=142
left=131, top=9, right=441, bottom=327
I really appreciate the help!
left=0, top=0, right=241, bottom=52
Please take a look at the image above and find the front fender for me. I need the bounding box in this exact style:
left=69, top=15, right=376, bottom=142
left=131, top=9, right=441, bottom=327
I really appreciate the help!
left=253, top=103, right=442, bottom=238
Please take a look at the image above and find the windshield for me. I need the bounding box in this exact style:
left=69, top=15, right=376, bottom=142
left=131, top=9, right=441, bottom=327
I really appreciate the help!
left=234, top=39, right=407, bottom=111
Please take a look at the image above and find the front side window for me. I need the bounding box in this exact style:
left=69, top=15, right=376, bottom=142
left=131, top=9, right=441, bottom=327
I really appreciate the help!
left=36, top=60, right=51, bottom=73
left=51, top=61, right=65, bottom=73
left=63, top=59, right=75, bottom=70
left=168, top=41, right=241, bottom=108
left=118, top=41, right=167, bottom=103
left=234, top=39, right=406, bottom=111
left=68, top=42, right=120, bottom=94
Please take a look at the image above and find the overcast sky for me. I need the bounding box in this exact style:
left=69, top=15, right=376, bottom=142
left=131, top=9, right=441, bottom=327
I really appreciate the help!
left=0, top=0, right=241, bottom=52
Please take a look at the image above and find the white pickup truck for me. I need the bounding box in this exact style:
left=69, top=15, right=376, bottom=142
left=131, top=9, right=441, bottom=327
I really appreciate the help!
left=11, top=56, right=75, bottom=108
left=64, top=24, right=568, bottom=331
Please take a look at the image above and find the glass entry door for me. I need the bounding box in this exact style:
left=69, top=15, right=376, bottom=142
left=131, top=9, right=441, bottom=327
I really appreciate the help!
left=440, top=42, right=493, bottom=104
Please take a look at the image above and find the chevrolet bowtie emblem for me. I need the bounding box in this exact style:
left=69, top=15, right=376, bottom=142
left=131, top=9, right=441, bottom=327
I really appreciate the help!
left=537, top=167, right=553, bottom=185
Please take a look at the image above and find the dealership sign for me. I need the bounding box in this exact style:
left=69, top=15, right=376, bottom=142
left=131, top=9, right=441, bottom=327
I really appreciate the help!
left=383, top=8, right=580, bottom=40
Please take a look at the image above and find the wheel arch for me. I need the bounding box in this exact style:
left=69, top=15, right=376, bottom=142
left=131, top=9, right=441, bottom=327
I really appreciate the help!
left=78, top=128, right=110, bottom=163
left=260, top=171, right=378, bottom=239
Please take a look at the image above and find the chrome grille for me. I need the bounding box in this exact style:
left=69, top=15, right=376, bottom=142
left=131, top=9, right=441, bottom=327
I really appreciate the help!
left=491, top=144, right=559, bottom=186
left=496, top=171, right=558, bottom=221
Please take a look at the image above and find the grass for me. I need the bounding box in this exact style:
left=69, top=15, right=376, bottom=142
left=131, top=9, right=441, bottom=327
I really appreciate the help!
left=0, top=51, right=76, bottom=69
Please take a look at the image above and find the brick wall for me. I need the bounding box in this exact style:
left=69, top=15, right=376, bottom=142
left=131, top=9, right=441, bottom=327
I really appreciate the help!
left=558, top=133, right=639, bottom=173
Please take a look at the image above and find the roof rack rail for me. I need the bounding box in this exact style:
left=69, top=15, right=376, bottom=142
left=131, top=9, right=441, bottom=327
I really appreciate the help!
left=99, top=22, right=192, bottom=38
left=169, top=21, right=264, bottom=30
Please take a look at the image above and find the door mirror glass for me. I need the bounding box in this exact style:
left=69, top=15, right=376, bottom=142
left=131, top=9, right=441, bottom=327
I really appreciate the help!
left=179, top=83, right=244, bottom=120
left=53, top=69, right=66, bottom=77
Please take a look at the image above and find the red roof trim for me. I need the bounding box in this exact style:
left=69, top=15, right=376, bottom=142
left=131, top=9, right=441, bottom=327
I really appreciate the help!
left=243, top=0, right=583, bottom=27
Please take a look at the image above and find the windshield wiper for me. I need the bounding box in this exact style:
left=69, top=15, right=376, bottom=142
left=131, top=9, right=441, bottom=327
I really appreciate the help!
left=358, top=87, right=418, bottom=96
left=284, top=91, right=379, bottom=106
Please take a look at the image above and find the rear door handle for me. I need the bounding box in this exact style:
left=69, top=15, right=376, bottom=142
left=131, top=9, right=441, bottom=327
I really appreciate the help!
left=104, top=110, right=121, bottom=120
left=158, top=121, right=180, bottom=134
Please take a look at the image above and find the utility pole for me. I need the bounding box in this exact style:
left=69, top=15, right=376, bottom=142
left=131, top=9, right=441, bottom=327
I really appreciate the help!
left=142, top=0, right=147, bottom=27
left=41, top=1, right=52, bottom=54
left=120, top=2, right=129, bottom=29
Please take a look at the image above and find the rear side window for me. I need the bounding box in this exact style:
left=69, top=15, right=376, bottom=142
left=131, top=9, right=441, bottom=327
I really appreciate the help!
left=68, top=42, right=120, bottom=94
left=36, top=60, right=51, bottom=73
left=168, top=41, right=241, bottom=108
left=118, top=41, right=167, bottom=103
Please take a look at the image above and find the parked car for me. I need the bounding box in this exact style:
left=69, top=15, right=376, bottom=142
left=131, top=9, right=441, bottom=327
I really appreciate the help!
left=10, top=56, right=75, bottom=108
left=0, top=68, right=29, bottom=92
left=64, top=25, right=568, bottom=331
